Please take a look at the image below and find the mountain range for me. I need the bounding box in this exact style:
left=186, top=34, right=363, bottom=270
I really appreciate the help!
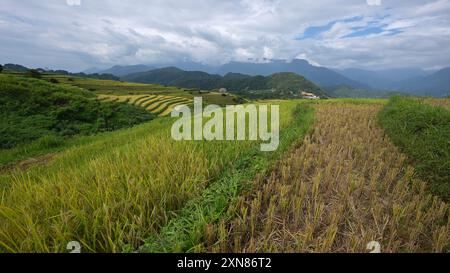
left=90, top=60, right=450, bottom=97
left=92, top=59, right=367, bottom=89
left=3, top=59, right=449, bottom=97
left=123, top=67, right=327, bottom=98
left=99, top=65, right=155, bottom=77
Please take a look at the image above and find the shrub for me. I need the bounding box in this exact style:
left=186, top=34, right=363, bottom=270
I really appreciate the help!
left=26, top=69, right=42, bottom=79
left=49, top=78, right=59, bottom=84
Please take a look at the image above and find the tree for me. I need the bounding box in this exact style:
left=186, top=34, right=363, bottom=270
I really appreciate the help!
left=26, top=69, right=42, bottom=79
left=0, top=65, right=3, bottom=73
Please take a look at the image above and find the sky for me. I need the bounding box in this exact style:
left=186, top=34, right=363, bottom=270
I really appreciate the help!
left=1, top=0, right=449, bottom=72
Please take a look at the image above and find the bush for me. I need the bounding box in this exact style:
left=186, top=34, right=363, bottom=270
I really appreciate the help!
left=26, top=69, right=42, bottom=79
left=378, top=96, right=450, bottom=200
left=49, top=78, right=59, bottom=84
left=0, top=65, right=3, bottom=73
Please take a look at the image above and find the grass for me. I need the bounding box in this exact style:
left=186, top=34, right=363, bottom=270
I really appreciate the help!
left=1, top=90, right=447, bottom=254
left=202, top=103, right=448, bottom=253
left=0, top=101, right=305, bottom=253
left=378, top=96, right=450, bottom=201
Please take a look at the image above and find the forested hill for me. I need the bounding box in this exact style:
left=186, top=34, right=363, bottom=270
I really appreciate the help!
left=123, top=67, right=327, bottom=98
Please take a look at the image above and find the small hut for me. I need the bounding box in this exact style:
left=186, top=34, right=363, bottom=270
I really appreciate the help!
left=301, top=91, right=320, bottom=100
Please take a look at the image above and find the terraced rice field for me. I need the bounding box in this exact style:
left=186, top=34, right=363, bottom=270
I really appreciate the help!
left=98, top=94, right=193, bottom=116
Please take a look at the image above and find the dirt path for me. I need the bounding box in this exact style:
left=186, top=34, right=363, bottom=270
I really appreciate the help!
left=0, top=153, right=57, bottom=174
left=206, top=103, right=448, bottom=253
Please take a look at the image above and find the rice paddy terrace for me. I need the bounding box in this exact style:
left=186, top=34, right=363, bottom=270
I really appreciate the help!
left=97, top=94, right=194, bottom=117
left=0, top=70, right=448, bottom=253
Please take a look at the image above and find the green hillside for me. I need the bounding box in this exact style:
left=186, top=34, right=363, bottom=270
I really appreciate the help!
left=0, top=74, right=155, bottom=150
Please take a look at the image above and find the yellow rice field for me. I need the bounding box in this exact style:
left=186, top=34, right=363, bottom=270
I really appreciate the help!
left=98, top=94, right=193, bottom=116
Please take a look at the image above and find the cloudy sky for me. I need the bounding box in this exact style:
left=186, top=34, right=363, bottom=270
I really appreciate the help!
left=1, top=0, right=449, bottom=71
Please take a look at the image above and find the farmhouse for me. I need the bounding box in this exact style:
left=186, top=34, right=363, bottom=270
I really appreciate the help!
left=301, top=91, right=320, bottom=100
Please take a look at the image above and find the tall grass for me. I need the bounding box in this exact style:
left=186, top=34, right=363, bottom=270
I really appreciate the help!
left=0, top=101, right=301, bottom=253
left=202, top=103, right=448, bottom=253
left=378, top=96, right=450, bottom=201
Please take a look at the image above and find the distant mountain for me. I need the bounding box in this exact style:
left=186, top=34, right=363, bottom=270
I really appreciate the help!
left=338, top=68, right=392, bottom=90
left=124, top=67, right=223, bottom=88
left=99, top=65, right=154, bottom=77
left=216, top=59, right=368, bottom=88
left=3, top=63, right=29, bottom=72
left=104, top=59, right=365, bottom=89
left=97, top=61, right=217, bottom=77
left=123, top=67, right=327, bottom=98
left=82, top=67, right=102, bottom=74
left=338, top=68, right=429, bottom=90
left=374, top=68, right=428, bottom=82
left=396, top=67, right=450, bottom=97
left=162, top=61, right=217, bottom=74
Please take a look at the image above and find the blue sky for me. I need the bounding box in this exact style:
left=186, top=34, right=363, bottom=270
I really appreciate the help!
left=298, top=16, right=366, bottom=39
left=297, top=15, right=405, bottom=39
left=0, top=0, right=449, bottom=71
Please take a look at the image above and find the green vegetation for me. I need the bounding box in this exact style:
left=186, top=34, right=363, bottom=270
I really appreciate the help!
left=140, top=103, right=314, bottom=252
left=0, top=65, right=3, bottom=73
left=378, top=96, right=450, bottom=200
left=0, top=74, right=154, bottom=151
left=325, top=85, right=407, bottom=98
left=0, top=100, right=308, bottom=253
left=25, top=69, right=42, bottom=79
left=123, top=67, right=327, bottom=99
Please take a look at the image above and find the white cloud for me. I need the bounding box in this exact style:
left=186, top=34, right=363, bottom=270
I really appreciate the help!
left=0, top=0, right=448, bottom=71
left=366, top=0, right=382, bottom=6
